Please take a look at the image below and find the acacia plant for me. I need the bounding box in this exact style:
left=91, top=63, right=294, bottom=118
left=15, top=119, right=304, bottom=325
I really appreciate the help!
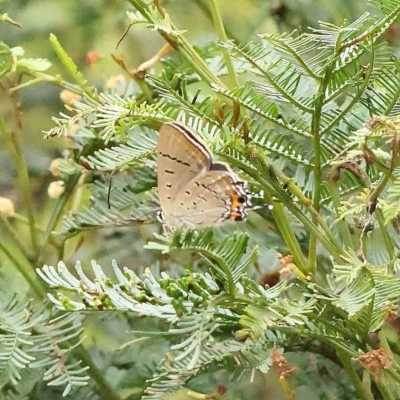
left=1, top=0, right=400, bottom=399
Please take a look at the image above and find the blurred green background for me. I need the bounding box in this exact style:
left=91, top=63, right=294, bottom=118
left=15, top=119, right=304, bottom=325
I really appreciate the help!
left=1, top=1, right=399, bottom=398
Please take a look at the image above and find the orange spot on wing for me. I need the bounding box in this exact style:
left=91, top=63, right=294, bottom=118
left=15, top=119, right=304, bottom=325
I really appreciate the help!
left=231, top=193, right=245, bottom=209
left=229, top=192, right=246, bottom=220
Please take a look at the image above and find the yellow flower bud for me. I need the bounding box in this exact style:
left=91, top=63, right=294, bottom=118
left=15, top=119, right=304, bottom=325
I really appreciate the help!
left=60, top=90, right=81, bottom=106
left=0, top=197, right=15, bottom=217
left=68, top=123, right=79, bottom=137
left=65, top=123, right=79, bottom=148
left=104, top=74, right=126, bottom=90
left=49, top=158, right=63, bottom=176
left=279, top=263, right=297, bottom=280
left=48, top=181, right=65, bottom=198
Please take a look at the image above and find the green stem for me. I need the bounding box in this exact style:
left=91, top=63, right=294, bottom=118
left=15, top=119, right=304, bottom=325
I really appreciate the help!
left=336, top=350, right=374, bottom=400
left=190, top=0, right=239, bottom=42
left=326, top=180, right=353, bottom=250
left=0, top=114, right=39, bottom=257
left=375, top=208, right=395, bottom=260
left=0, top=240, right=46, bottom=299
left=384, top=60, right=400, bottom=115
left=0, top=215, right=32, bottom=261
left=375, top=381, right=396, bottom=400
left=12, top=213, right=46, bottom=232
left=74, top=345, right=122, bottom=400
left=127, top=0, right=226, bottom=89
left=269, top=201, right=308, bottom=274
left=276, top=172, right=342, bottom=253
left=367, top=170, right=392, bottom=209
left=308, top=64, right=333, bottom=273
left=360, top=227, right=369, bottom=259
left=36, top=174, right=80, bottom=263
left=11, top=71, right=93, bottom=98
left=207, top=0, right=239, bottom=89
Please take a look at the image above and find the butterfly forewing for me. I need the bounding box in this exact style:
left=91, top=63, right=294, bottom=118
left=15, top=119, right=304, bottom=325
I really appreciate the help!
left=157, top=123, right=211, bottom=213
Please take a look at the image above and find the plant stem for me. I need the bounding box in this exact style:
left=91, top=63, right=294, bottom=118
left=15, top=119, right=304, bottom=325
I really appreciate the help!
left=207, top=0, right=239, bottom=89
left=375, top=380, right=396, bottom=400
left=12, top=213, right=46, bottom=232
left=375, top=208, right=395, bottom=260
left=74, top=345, right=122, bottom=400
left=0, top=112, right=39, bottom=257
left=36, top=174, right=80, bottom=263
left=0, top=240, right=46, bottom=299
left=326, top=181, right=353, bottom=250
left=190, top=0, right=239, bottom=41
left=11, top=71, right=93, bottom=98
left=336, top=350, right=374, bottom=400
left=127, top=0, right=226, bottom=89
left=270, top=201, right=308, bottom=274
left=308, top=64, right=333, bottom=273
left=276, top=171, right=342, bottom=253
left=0, top=215, right=32, bottom=261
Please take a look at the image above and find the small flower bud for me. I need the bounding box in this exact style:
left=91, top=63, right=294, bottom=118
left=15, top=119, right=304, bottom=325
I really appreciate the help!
left=356, top=349, right=392, bottom=375
left=367, top=116, right=387, bottom=130
left=271, top=350, right=296, bottom=378
left=104, top=74, right=126, bottom=90
left=68, top=123, right=79, bottom=137
left=64, top=123, right=79, bottom=148
left=49, top=158, right=63, bottom=176
left=85, top=51, right=104, bottom=65
left=48, top=181, right=65, bottom=198
left=0, top=197, right=15, bottom=217
left=60, top=90, right=81, bottom=106
left=279, top=263, right=297, bottom=280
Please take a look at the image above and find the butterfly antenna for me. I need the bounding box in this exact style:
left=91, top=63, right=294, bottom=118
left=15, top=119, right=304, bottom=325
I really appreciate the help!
left=107, top=171, right=117, bottom=209
left=116, top=22, right=133, bottom=50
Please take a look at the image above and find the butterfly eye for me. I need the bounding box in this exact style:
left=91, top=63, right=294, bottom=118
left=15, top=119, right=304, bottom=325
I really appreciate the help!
left=237, top=196, right=246, bottom=204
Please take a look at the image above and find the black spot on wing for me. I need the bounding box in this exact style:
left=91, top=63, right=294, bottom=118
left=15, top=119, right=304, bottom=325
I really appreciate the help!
left=159, top=151, right=190, bottom=167
left=201, top=183, right=218, bottom=195
left=165, top=170, right=174, bottom=174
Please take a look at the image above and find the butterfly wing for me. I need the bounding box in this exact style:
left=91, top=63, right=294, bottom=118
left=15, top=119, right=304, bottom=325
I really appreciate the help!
left=157, top=122, right=251, bottom=229
left=170, top=164, right=251, bottom=228
left=157, top=123, right=212, bottom=224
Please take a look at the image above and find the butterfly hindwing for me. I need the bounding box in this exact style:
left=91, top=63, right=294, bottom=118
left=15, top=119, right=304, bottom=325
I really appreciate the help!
left=170, top=168, right=249, bottom=228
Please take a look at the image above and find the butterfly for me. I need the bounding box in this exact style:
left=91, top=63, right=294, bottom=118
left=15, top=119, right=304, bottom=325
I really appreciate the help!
left=157, top=122, right=251, bottom=230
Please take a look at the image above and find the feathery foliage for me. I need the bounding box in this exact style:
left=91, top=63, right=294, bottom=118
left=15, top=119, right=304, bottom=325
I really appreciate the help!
left=2, top=0, right=400, bottom=399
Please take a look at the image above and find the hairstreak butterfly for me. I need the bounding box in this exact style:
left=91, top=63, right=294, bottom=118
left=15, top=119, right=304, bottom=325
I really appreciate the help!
left=157, top=122, right=251, bottom=230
